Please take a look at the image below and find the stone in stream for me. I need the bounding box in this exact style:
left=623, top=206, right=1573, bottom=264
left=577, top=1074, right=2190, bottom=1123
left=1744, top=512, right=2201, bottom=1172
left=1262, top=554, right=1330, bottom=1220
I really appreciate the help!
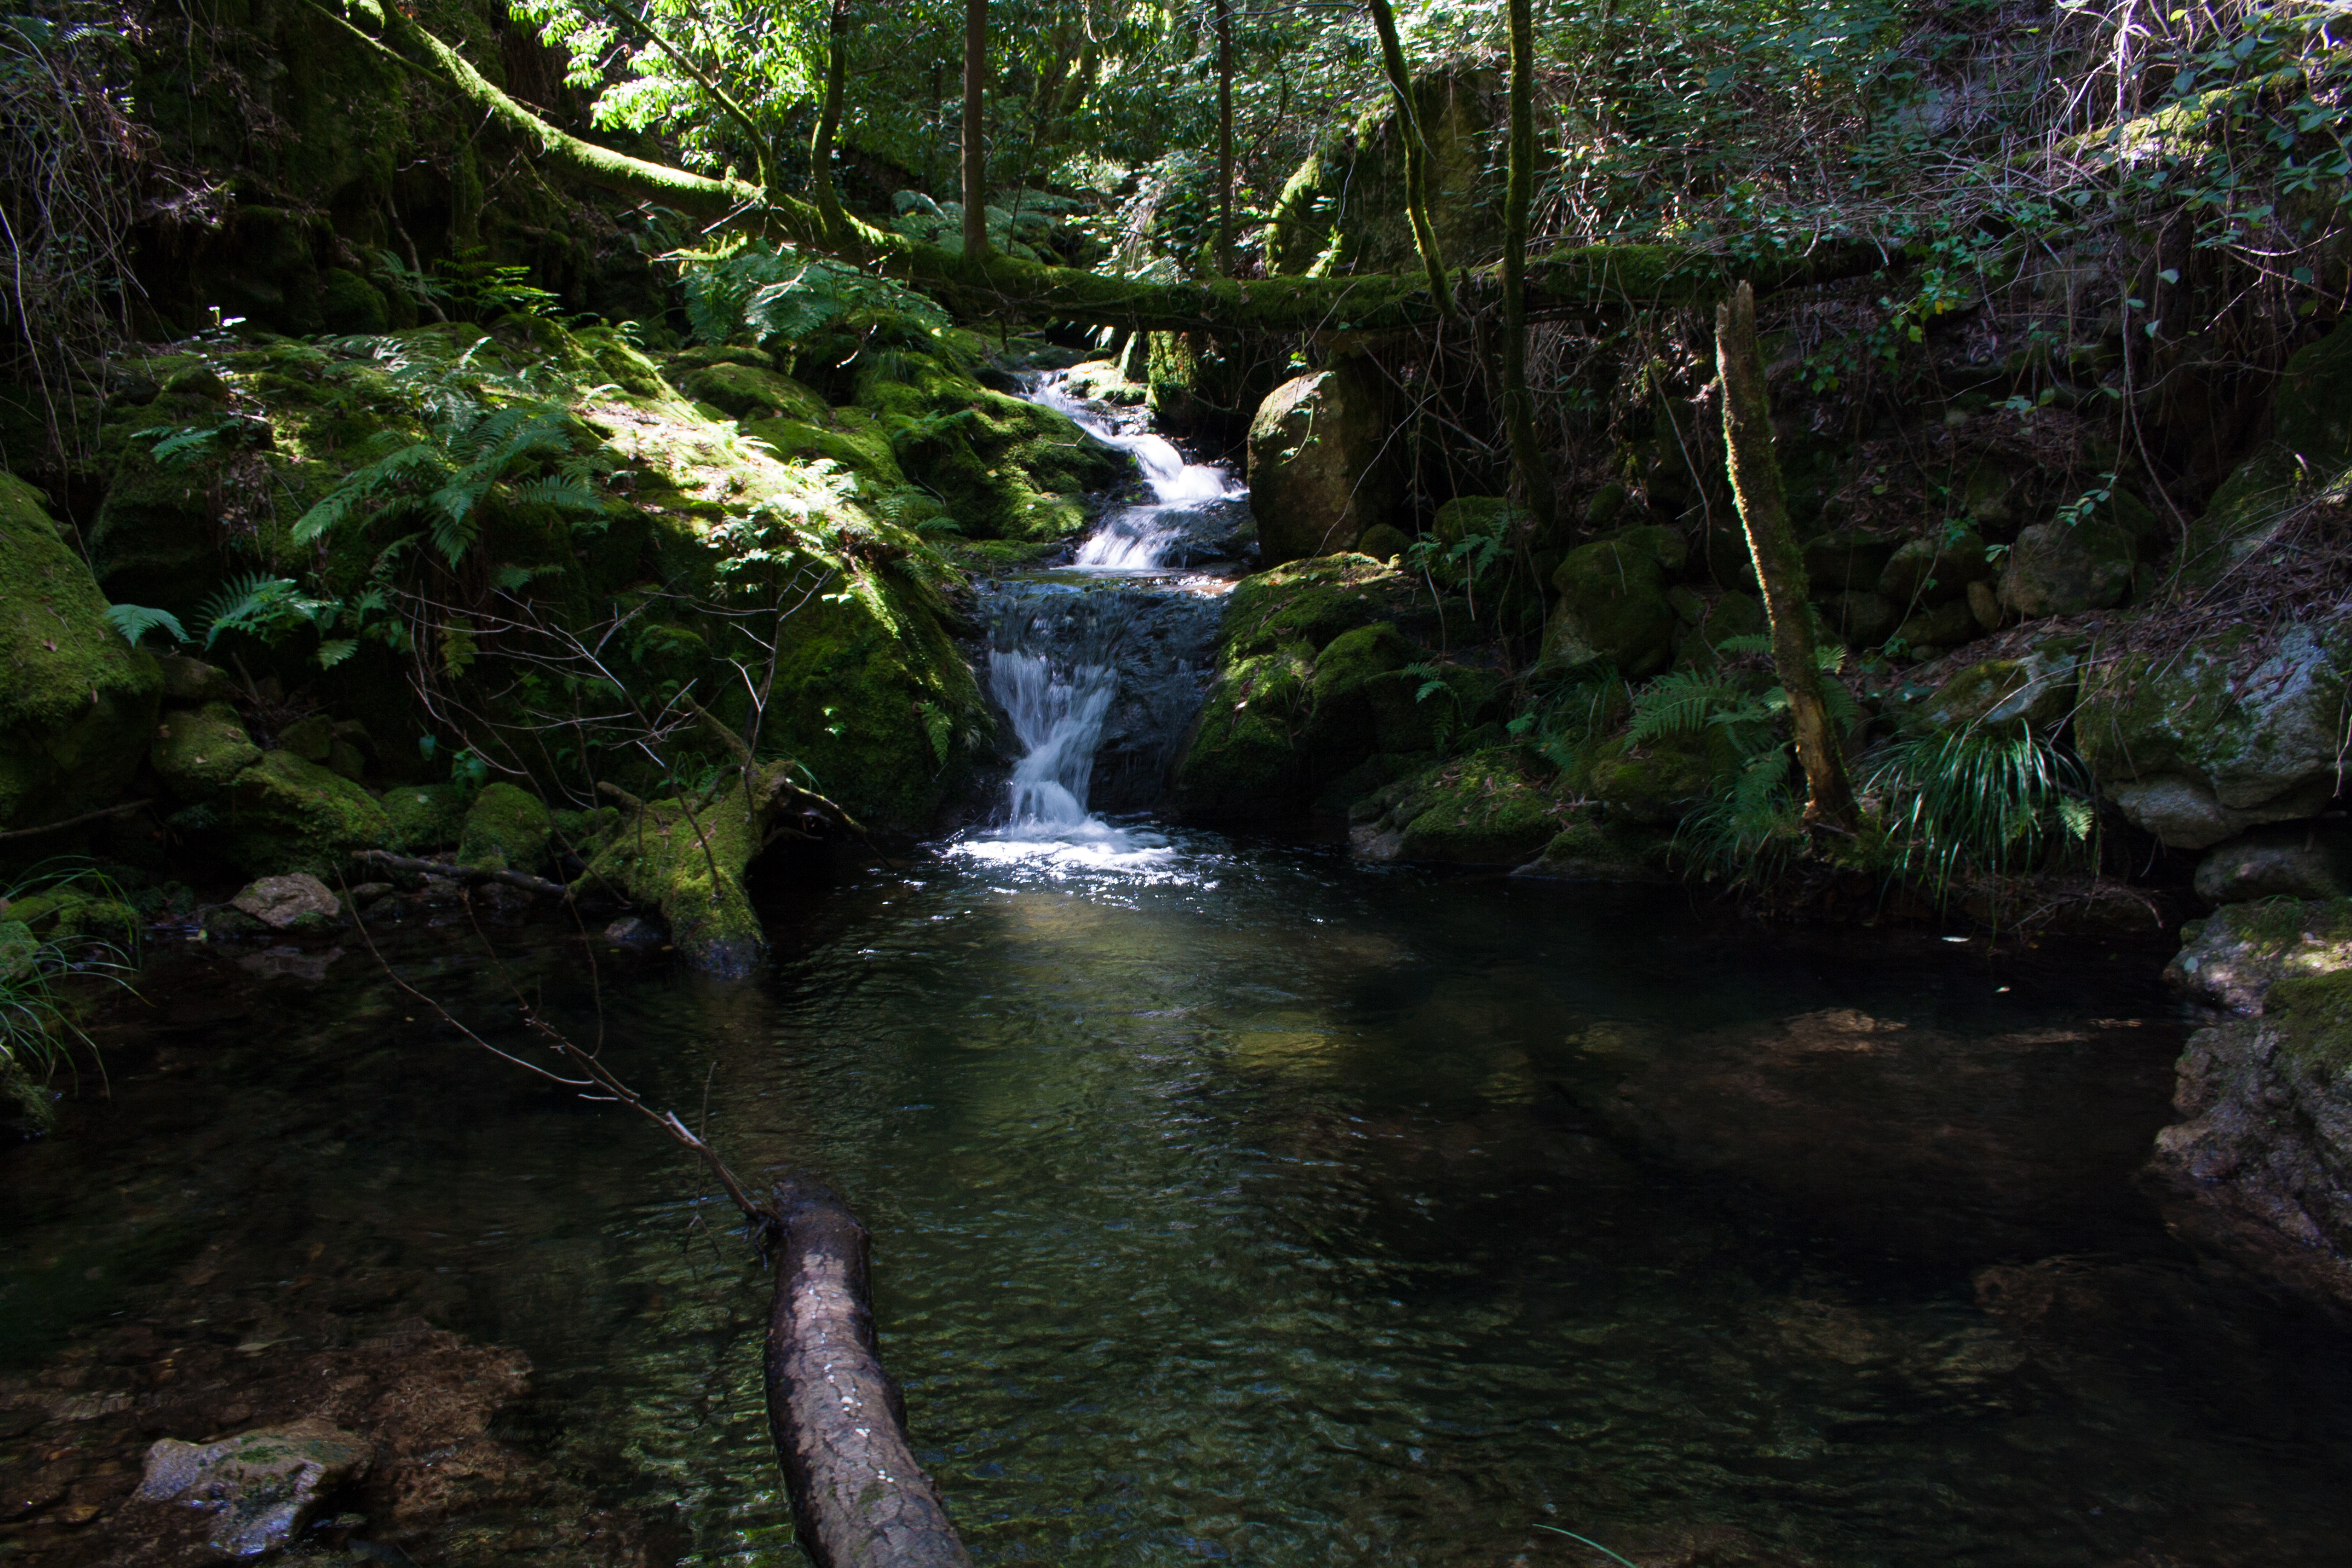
left=229, top=874, right=341, bottom=930
left=1245, top=364, right=1396, bottom=565
left=134, top=1418, right=373, bottom=1556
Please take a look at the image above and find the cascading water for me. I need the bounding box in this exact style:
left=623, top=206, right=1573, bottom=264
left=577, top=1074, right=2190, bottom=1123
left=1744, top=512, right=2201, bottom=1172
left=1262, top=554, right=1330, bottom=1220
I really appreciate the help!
left=960, top=371, right=1246, bottom=866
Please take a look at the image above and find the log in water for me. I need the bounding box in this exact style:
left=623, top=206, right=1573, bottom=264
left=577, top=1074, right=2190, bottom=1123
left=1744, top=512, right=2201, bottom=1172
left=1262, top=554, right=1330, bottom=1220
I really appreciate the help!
left=763, top=1178, right=973, bottom=1568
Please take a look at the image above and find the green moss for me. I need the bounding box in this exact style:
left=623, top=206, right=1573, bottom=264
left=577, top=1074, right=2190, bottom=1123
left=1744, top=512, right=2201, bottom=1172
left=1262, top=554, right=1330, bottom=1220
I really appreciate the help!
left=458, top=782, right=553, bottom=873
left=1221, top=554, right=1425, bottom=659
left=741, top=415, right=906, bottom=489
left=1169, top=646, right=1315, bottom=817
left=2267, top=970, right=2352, bottom=1079
left=381, top=782, right=471, bottom=853
left=674, top=361, right=831, bottom=422
left=1391, top=748, right=1567, bottom=864
left=1548, top=529, right=1685, bottom=678
left=321, top=268, right=391, bottom=334
left=152, top=702, right=262, bottom=802
left=0, top=472, right=162, bottom=829
left=223, top=750, right=393, bottom=878
left=1519, top=815, right=1676, bottom=880
left=1575, top=725, right=1741, bottom=826
left=577, top=766, right=783, bottom=976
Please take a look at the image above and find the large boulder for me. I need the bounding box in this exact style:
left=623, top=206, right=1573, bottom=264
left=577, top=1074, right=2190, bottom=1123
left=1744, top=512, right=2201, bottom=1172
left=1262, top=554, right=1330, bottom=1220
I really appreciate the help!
left=1246, top=364, right=1395, bottom=564
left=2148, top=899, right=2352, bottom=1312
left=1544, top=526, right=1687, bottom=678
left=0, top=473, right=162, bottom=831
left=224, top=750, right=393, bottom=877
left=1892, top=637, right=2083, bottom=734
left=458, top=782, right=553, bottom=874
left=1997, top=515, right=2138, bottom=618
left=1878, top=529, right=1992, bottom=607
left=1266, top=68, right=1500, bottom=277
left=2194, top=823, right=2352, bottom=905
left=2076, top=622, right=2350, bottom=849
left=152, top=702, right=263, bottom=802
left=1347, top=747, right=1566, bottom=863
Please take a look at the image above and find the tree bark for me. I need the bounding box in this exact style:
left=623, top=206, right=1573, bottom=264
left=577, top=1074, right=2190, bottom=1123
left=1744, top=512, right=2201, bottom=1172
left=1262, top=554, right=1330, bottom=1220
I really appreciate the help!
left=1715, top=280, right=1857, bottom=830
left=811, top=0, right=852, bottom=246
left=1364, top=0, right=1457, bottom=317
left=1499, top=0, right=1554, bottom=536
left=1214, top=0, right=1235, bottom=274
left=765, top=1178, right=974, bottom=1568
left=961, top=0, right=990, bottom=256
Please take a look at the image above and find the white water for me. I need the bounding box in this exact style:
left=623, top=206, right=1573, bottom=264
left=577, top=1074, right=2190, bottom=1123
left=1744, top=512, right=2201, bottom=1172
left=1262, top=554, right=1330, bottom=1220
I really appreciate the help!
left=1024, top=372, right=1243, bottom=570
left=953, top=372, right=1241, bottom=871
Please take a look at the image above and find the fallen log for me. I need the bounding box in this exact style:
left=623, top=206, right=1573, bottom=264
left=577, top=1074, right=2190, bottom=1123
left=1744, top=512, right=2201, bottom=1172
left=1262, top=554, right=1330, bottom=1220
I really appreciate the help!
left=765, top=1178, right=973, bottom=1568
left=356, top=849, right=570, bottom=898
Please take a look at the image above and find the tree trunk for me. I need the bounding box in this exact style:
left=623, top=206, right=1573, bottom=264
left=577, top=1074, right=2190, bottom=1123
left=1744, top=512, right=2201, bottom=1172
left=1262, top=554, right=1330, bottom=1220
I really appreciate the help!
left=765, top=1178, right=974, bottom=1568
left=810, top=0, right=852, bottom=246
left=961, top=0, right=989, bottom=256
left=1364, top=0, right=1457, bottom=316
left=1715, top=280, right=1857, bottom=830
left=1499, top=0, right=1554, bottom=536
left=1214, top=0, right=1235, bottom=274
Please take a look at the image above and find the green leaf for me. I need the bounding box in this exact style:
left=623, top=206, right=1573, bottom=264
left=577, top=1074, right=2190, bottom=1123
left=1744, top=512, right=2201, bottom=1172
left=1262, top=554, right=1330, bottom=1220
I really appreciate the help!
left=103, top=603, right=186, bottom=647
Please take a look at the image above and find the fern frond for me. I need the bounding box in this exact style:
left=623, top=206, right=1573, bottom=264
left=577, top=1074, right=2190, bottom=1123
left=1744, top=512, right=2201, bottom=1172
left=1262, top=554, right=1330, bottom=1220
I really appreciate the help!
left=1627, top=669, right=1740, bottom=741
left=105, top=603, right=186, bottom=647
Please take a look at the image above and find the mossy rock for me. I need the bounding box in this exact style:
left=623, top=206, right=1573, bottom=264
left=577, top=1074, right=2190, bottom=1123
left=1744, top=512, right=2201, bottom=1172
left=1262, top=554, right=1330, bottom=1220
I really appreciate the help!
left=576, top=767, right=786, bottom=977
left=381, top=783, right=472, bottom=854
left=2265, top=969, right=2352, bottom=1079
left=276, top=714, right=335, bottom=763
left=320, top=268, right=390, bottom=335
left=1576, top=725, right=1742, bottom=826
left=2180, top=326, right=2352, bottom=587
left=1997, top=518, right=2136, bottom=619
left=2078, top=621, right=2352, bottom=848
left=1246, top=364, right=1396, bottom=564
left=0, top=473, right=162, bottom=831
left=1220, top=554, right=1426, bottom=660
left=741, top=416, right=906, bottom=490
left=1299, top=621, right=1417, bottom=764
left=857, top=353, right=1129, bottom=540
left=1168, top=645, right=1315, bottom=817
left=674, top=361, right=829, bottom=422
left=1901, top=639, right=2082, bottom=734
left=152, top=702, right=263, bottom=802
left=1513, top=815, right=1677, bottom=881
left=1878, top=529, right=1992, bottom=607
left=1061, top=358, right=1146, bottom=406
left=1, top=1054, right=55, bottom=1141
left=223, top=750, right=393, bottom=878
left=1547, top=528, right=1686, bottom=678
left=1362, top=663, right=1504, bottom=755
left=1348, top=746, right=1566, bottom=864
left=156, top=654, right=232, bottom=704
left=1802, top=531, right=1897, bottom=598
left=457, top=782, right=553, bottom=874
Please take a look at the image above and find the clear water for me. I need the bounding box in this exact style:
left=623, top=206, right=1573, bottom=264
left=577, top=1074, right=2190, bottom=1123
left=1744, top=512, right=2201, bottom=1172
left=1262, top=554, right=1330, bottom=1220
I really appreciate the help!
left=1023, top=373, right=1241, bottom=570
left=8, top=838, right=2351, bottom=1567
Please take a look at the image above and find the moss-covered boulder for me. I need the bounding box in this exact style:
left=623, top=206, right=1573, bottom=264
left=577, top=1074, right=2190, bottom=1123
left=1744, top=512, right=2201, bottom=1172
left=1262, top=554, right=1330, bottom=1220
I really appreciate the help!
left=1546, top=526, right=1687, bottom=678
left=1060, top=358, right=1147, bottom=406
left=1168, top=645, right=1316, bottom=817
left=2178, top=325, right=2352, bottom=588
left=381, top=783, right=471, bottom=854
left=458, top=782, right=553, bottom=874
left=2148, top=897, right=2352, bottom=1312
left=672, top=361, right=829, bottom=423
left=1218, top=553, right=1432, bottom=658
left=1802, top=531, right=1897, bottom=599
left=1348, top=748, right=1566, bottom=863
left=0, top=473, right=162, bottom=831
left=152, top=702, right=263, bottom=802
left=1998, top=517, right=2137, bottom=619
left=2077, top=621, right=2351, bottom=849
left=1877, top=529, right=1992, bottom=607
left=2195, top=823, right=2352, bottom=905
left=1266, top=67, right=1500, bottom=278
left=1573, top=725, right=1742, bottom=826
left=1510, top=814, right=1676, bottom=882
left=1896, top=639, right=2082, bottom=734
left=223, top=750, right=393, bottom=877
left=1246, top=364, right=1395, bottom=565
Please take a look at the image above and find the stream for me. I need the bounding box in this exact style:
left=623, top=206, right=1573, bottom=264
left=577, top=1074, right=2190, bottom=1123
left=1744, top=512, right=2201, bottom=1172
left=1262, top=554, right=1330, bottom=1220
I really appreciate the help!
left=4, top=380, right=2351, bottom=1568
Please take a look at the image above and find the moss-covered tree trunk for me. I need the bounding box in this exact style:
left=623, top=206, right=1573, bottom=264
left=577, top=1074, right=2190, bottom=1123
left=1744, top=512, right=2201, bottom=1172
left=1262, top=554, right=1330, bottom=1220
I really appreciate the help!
left=961, top=0, right=990, bottom=256
left=811, top=0, right=852, bottom=246
left=1364, top=0, right=1457, bottom=316
left=1715, top=281, right=1857, bottom=829
left=1499, top=0, right=1554, bottom=536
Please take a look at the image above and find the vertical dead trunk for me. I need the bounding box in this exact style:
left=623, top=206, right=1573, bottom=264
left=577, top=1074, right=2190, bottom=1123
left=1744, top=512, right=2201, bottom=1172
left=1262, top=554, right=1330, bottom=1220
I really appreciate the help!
left=1716, top=280, right=1857, bottom=829
left=1364, top=0, right=1456, bottom=316
left=765, top=1179, right=974, bottom=1568
left=810, top=0, right=852, bottom=246
left=1499, top=0, right=1553, bottom=535
left=961, top=0, right=990, bottom=256
left=1214, top=0, right=1235, bottom=274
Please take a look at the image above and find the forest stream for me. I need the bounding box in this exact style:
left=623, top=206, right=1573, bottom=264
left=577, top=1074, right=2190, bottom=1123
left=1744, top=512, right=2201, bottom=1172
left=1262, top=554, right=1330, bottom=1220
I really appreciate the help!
left=6, top=384, right=2351, bottom=1568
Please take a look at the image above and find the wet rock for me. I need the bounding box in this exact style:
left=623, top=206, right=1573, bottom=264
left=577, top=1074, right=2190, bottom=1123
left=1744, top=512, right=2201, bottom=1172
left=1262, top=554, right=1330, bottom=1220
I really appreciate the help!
left=1998, top=516, right=2137, bottom=618
left=603, top=915, right=662, bottom=946
left=1246, top=364, right=1395, bottom=564
left=156, top=655, right=233, bottom=705
left=152, top=704, right=262, bottom=802
left=2164, top=897, right=2352, bottom=1013
left=2077, top=622, right=2351, bottom=849
left=229, top=874, right=341, bottom=930
left=133, top=1417, right=372, bottom=1557
left=2195, top=822, right=2352, bottom=904
left=457, top=783, right=553, bottom=875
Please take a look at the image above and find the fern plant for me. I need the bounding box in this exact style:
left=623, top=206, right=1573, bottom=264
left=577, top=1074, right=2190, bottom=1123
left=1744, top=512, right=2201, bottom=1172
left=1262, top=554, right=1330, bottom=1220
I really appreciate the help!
left=103, top=603, right=185, bottom=647
left=292, top=397, right=605, bottom=566
left=679, top=243, right=949, bottom=349
left=196, top=572, right=333, bottom=650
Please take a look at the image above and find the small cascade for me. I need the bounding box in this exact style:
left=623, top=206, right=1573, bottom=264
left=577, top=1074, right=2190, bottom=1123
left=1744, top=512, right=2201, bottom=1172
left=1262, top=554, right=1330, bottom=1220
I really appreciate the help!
left=960, top=371, right=1244, bottom=861
left=1025, top=373, right=1250, bottom=570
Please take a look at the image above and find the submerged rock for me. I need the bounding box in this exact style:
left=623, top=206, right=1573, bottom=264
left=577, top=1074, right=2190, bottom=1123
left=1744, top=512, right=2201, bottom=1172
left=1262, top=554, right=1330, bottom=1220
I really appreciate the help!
left=134, top=1417, right=373, bottom=1557
left=229, top=874, right=341, bottom=931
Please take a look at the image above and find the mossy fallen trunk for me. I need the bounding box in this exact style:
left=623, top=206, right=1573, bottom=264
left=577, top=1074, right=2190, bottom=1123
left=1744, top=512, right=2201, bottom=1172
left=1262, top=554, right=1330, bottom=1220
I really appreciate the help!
left=764, top=1178, right=973, bottom=1568
left=574, top=765, right=786, bottom=978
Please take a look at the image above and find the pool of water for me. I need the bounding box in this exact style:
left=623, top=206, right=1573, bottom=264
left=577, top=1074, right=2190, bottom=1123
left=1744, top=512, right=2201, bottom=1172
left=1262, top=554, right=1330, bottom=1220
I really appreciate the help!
left=5, top=828, right=2350, bottom=1567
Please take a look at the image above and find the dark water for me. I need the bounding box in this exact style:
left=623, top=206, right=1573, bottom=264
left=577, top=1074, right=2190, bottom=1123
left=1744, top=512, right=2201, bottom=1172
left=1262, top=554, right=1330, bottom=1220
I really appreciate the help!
left=6, top=831, right=2351, bottom=1567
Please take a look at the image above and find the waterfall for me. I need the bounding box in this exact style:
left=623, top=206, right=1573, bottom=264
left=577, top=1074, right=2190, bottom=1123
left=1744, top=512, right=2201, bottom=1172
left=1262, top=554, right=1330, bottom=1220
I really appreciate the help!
left=964, top=371, right=1241, bottom=859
